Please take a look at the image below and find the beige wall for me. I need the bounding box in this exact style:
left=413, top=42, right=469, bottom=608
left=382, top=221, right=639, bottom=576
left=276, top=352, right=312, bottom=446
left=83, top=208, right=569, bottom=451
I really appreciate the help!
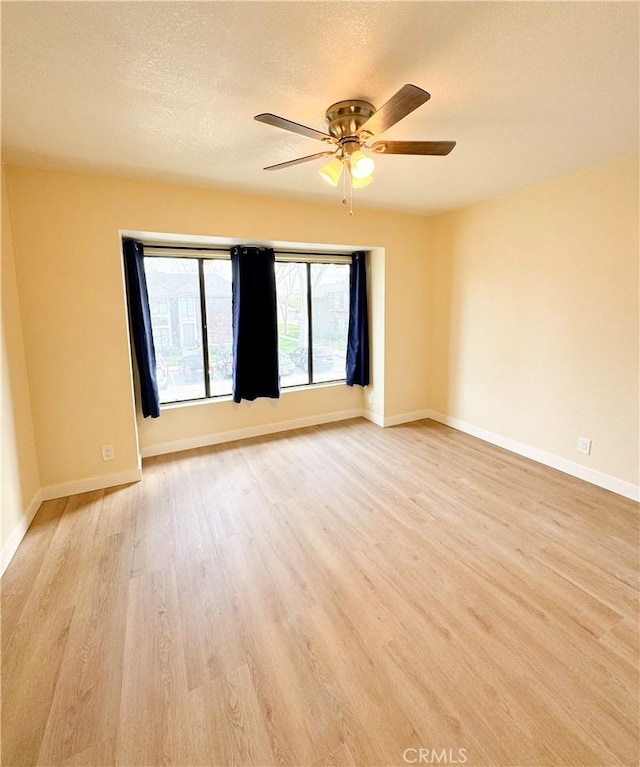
left=428, top=156, right=639, bottom=486
left=5, top=165, right=431, bottom=488
left=2, top=167, right=40, bottom=566
left=4, top=156, right=637, bottom=507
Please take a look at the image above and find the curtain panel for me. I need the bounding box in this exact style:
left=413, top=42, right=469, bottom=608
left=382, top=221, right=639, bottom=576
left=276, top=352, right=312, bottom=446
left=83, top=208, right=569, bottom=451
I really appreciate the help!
left=346, top=250, right=370, bottom=387
left=231, top=246, right=280, bottom=403
left=123, top=239, right=160, bottom=418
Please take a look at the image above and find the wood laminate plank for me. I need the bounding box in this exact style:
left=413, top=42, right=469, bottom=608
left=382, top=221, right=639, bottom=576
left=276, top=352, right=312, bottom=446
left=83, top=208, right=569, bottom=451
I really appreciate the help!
left=311, top=742, right=358, bottom=767
left=115, top=568, right=191, bottom=767
left=188, top=661, right=279, bottom=766
left=60, top=738, right=115, bottom=767
left=2, top=607, right=74, bottom=767
left=1, top=418, right=637, bottom=766
left=14, top=493, right=102, bottom=626
left=1, top=498, right=66, bottom=642
left=36, top=531, right=130, bottom=765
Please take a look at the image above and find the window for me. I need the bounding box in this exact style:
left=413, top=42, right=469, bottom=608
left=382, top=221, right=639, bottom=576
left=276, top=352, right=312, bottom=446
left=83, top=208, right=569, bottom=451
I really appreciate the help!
left=276, top=262, right=309, bottom=387
left=204, top=260, right=234, bottom=397
left=179, top=296, right=196, bottom=317
left=276, top=261, right=350, bottom=387
left=143, top=247, right=351, bottom=405
left=310, top=263, right=350, bottom=384
left=144, top=255, right=233, bottom=404
left=155, top=327, right=170, bottom=349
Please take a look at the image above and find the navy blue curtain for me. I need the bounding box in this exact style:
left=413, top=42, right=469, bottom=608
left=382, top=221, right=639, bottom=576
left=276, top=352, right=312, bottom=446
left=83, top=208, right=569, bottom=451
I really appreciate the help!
left=123, top=240, right=160, bottom=418
left=346, top=250, right=370, bottom=387
left=231, top=246, right=280, bottom=403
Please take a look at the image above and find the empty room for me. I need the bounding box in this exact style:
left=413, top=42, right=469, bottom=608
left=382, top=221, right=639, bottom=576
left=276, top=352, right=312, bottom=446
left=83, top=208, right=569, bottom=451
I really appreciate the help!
left=1, top=2, right=638, bottom=766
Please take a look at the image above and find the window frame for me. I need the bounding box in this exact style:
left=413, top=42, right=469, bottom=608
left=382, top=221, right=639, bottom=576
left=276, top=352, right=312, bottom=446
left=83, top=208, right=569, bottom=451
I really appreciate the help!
left=141, top=244, right=353, bottom=408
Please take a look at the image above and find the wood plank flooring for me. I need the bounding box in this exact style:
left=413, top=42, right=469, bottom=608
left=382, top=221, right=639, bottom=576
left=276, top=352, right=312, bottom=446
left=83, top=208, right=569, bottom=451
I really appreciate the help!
left=2, top=418, right=638, bottom=766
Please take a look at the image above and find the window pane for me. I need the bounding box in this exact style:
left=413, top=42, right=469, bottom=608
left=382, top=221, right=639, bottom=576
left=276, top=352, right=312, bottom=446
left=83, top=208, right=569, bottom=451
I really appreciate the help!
left=311, top=263, right=349, bottom=383
left=276, top=262, right=309, bottom=387
left=144, top=257, right=205, bottom=403
left=204, top=260, right=233, bottom=397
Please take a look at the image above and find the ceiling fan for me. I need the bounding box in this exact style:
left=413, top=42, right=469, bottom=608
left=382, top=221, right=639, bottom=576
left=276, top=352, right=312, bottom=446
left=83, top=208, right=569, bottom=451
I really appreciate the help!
left=254, top=84, right=456, bottom=194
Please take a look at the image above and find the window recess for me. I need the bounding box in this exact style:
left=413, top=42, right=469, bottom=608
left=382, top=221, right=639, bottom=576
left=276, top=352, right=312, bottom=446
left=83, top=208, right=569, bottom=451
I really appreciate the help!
left=141, top=243, right=353, bottom=405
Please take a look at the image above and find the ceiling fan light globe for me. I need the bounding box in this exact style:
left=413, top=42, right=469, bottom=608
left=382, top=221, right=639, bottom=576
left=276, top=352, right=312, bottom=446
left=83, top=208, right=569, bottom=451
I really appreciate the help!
left=350, top=150, right=375, bottom=180
left=351, top=174, right=373, bottom=189
left=319, top=156, right=344, bottom=186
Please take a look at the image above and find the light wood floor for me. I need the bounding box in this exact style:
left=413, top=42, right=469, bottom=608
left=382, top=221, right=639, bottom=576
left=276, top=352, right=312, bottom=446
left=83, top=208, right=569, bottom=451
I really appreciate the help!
left=2, top=418, right=638, bottom=767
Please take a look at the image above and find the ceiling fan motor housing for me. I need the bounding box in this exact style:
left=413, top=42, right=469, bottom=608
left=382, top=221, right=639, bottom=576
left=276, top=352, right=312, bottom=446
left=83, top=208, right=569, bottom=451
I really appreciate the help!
left=325, top=100, right=376, bottom=139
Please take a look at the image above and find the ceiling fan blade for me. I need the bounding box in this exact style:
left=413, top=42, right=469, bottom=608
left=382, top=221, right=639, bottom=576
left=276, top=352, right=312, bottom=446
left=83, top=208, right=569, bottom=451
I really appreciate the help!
left=370, top=140, right=456, bottom=156
left=358, top=84, right=431, bottom=138
left=264, top=150, right=336, bottom=171
left=255, top=113, right=335, bottom=142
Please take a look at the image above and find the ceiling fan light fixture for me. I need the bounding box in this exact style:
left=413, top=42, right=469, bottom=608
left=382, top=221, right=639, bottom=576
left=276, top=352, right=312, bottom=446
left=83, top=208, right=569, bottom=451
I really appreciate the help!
left=351, top=173, right=373, bottom=189
left=350, top=150, right=375, bottom=180
left=319, top=156, right=344, bottom=186
left=255, top=85, right=455, bottom=213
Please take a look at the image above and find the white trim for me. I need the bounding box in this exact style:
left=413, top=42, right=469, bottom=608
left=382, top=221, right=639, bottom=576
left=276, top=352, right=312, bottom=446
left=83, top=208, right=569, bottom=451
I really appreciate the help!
left=140, top=409, right=365, bottom=458
left=5, top=410, right=634, bottom=578
left=363, top=410, right=385, bottom=427
left=120, top=230, right=372, bottom=254
left=381, top=409, right=431, bottom=428
left=426, top=410, right=640, bottom=502
left=40, top=468, right=143, bottom=502
left=1, top=490, right=43, bottom=577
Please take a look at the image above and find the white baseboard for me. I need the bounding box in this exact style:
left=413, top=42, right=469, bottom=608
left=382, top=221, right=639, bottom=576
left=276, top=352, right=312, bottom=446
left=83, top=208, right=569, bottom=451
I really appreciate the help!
left=362, top=409, right=430, bottom=428
left=40, top=468, right=143, bottom=502
left=1, top=490, right=43, bottom=577
left=5, top=409, right=633, bottom=580
left=140, top=409, right=366, bottom=458
left=382, top=409, right=431, bottom=428
left=426, top=410, right=640, bottom=502
left=363, top=410, right=384, bottom=427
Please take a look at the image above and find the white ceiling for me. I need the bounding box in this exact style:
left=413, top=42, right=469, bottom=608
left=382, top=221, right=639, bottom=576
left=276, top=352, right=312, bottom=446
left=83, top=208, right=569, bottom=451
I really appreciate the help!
left=2, top=1, right=638, bottom=214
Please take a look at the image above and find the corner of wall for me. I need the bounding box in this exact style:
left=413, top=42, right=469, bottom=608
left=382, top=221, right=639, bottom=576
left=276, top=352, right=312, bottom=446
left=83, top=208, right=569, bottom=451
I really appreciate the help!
left=1, top=165, right=43, bottom=576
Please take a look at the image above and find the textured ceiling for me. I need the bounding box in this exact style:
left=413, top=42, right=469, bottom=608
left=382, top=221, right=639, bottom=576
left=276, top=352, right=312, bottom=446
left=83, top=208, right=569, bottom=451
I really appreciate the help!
left=2, top=1, right=638, bottom=214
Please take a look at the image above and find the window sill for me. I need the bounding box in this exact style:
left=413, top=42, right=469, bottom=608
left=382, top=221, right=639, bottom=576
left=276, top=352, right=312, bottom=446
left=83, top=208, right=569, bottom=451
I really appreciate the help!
left=158, top=379, right=348, bottom=412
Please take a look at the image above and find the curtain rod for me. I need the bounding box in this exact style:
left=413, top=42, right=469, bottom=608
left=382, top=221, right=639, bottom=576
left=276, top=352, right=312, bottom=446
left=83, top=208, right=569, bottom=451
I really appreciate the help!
left=139, top=243, right=354, bottom=258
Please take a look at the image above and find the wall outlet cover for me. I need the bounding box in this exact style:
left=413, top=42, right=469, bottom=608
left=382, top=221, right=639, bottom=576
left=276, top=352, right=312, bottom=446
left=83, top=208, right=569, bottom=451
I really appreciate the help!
left=101, top=444, right=115, bottom=461
left=577, top=437, right=592, bottom=455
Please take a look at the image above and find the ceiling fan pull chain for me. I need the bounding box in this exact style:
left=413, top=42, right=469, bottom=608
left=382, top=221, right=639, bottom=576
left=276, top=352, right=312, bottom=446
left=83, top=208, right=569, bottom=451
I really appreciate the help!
left=349, top=170, right=354, bottom=216
left=342, top=158, right=348, bottom=210
left=341, top=163, right=354, bottom=216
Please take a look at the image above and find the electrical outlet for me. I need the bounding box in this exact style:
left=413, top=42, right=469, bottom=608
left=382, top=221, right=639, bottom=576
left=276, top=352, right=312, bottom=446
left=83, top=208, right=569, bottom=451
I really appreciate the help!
left=101, top=444, right=115, bottom=461
left=577, top=437, right=591, bottom=455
